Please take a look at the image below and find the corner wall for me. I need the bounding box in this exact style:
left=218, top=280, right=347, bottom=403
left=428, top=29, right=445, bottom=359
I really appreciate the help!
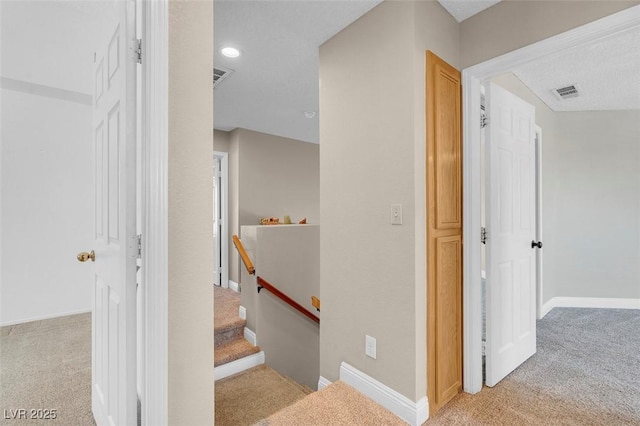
left=227, top=128, right=319, bottom=284
left=319, top=0, right=459, bottom=402
left=168, top=1, right=214, bottom=424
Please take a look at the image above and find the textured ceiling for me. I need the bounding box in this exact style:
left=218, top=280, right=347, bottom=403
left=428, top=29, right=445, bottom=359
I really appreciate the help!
left=513, top=27, right=640, bottom=111
left=214, top=0, right=382, bottom=143
left=437, top=0, right=502, bottom=22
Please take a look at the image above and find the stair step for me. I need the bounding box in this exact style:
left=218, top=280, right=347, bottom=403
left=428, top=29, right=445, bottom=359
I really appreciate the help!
left=215, top=337, right=260, bottom=367
left=215, top=319, right=246, bottom=348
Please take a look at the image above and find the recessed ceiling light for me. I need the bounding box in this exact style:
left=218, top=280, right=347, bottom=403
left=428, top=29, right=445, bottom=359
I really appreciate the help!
left=220, top=47, right=241, bottom=58
left=304, top=111, right=317, bottom=119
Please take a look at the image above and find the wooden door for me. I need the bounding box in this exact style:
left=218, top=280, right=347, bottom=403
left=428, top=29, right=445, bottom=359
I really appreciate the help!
left=426, top=51, right=462, bottom=415
left=92, top=1, right=137, bottom=424
left=485, top=82, right=536, bottom=387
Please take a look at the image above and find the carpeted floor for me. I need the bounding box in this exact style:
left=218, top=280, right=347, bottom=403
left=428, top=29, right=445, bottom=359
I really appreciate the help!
left=426, top=308, right=640, bottom=425
left=256, top=380, right=407, bottom=426
left=0, top=313, right=95, bottom=426
left=215, top=364, right=312, bottom=426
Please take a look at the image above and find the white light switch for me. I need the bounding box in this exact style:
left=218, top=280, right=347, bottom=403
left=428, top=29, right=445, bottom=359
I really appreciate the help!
left=391, top=204, right=402, bottom=225
left=365, top=335, right=377, bottom=359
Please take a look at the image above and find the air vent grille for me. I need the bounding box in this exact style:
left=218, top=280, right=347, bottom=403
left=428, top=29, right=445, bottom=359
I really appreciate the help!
left=553, top=84, right=580, bottom=100
left=213, top=66, right=234, bottom=89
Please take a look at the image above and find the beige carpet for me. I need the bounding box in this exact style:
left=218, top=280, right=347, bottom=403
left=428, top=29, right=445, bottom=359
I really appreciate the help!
left=214, top=285, right=244, bottom=333
left=0, top=313, right=95, bottom=426
left=215, top=364, right=312, bottom=426
left=256, top=380, right=408, bottom=426
left=214, top=285, right=260, bottom=367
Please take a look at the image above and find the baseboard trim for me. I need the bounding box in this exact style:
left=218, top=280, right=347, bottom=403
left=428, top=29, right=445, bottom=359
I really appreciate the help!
left=318, top=376, right=332, bottom=390
left=229, top=280, right=240, bottom=293
left=543, top=297, right=640, bottom=317
left=214, top=351, right=265, bottom=382
left=0, top=308, right=92, bottom=327
left=244, top=327, right=257, bottom=346
left=339, top=362, right=429, bottom=426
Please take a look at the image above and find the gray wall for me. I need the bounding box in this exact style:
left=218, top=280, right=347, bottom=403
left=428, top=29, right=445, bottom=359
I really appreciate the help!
left=492, top=74, right=640, bottom=303
left=217, top=128, right=320, bottom=284
left=168, top=1, right=214, bottom=423
left=239, top=225, right=320, bottom=390
left=319, top=0, right=459, bottom=402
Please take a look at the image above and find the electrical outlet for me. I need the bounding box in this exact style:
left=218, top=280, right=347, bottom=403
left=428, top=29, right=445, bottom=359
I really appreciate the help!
left=391, top=204, right=402, bottom=225
left=239, top=306, right=246, bottom=320
left=365, top=335, right=377, bottom=359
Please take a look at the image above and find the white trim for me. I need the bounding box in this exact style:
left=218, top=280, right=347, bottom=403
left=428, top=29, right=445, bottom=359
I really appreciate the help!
left=543, top=297, right=640, bottom=317
left=462, top=4, right=640, bottom=395
left=229, top=280, right=240, bottom=293
left=141, top=1, right=168, bottom=425
left=213, top=151, right=229, bottom=288
left=339, top=362, right=429, bottom=426
left=0, top=309, right=92, bottom=327
left=243, top=327, right=257, bottom=346
left=214, top=351, right=265, bottom=381
left=318, top=376, right=332, bottom=390
left=535, top=126, right=544, bottom=320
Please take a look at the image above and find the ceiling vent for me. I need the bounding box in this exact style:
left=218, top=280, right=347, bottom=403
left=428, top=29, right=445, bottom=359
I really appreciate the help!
left=213, top=66, right=234, bottom=89
left=552, top=84, right=580, bottom=100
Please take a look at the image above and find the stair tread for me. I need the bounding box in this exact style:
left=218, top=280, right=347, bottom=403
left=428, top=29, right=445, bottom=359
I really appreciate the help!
left=215, top=337, right=260, bottom=367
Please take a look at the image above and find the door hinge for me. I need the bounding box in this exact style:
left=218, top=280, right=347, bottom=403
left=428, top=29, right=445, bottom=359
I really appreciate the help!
left=136, top=39, right=142, bottom=64
left=481, top=114, right=488, bottom=128
left=481, top=227, right=487, bottom=244
left=137, top=234, right=142, bottom=259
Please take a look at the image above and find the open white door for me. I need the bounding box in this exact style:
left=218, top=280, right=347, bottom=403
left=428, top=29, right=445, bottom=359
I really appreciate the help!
left=91, top=1, right=137, bottom=424
left=485, top=82, right=537, bottom=387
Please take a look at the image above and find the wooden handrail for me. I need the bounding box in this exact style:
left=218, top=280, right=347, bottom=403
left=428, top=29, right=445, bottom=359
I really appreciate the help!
left=256, top=276, right=319, bottom=324
left=232, top=235, right=255, bottom=275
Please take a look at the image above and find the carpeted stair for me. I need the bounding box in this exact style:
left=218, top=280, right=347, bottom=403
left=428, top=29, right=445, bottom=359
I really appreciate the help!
left=215, top=364, right=313, bottom=425
left=214, top=286, right=260, bottom=367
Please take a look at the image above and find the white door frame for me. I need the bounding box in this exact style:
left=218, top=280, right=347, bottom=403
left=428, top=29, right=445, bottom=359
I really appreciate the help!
left=535, top=126, right=544, bottom=320
left=214, top=151, right=229, bottom=288
left=140, top=1, right=169, bottom=425
left=462, top=5, right=640, bottom=394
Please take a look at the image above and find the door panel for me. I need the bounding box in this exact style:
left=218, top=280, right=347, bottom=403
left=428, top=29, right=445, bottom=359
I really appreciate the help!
left=92, top=1, right=137, bottom=425
left=427, top=51, right=463, bottom=415
left=485, top=82, right=536, bottom=387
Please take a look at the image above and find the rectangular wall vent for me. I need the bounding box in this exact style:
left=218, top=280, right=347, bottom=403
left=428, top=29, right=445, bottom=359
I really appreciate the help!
left=553, top=84, right=580, bottom=100
left=213, top=66, right=234, bottom=89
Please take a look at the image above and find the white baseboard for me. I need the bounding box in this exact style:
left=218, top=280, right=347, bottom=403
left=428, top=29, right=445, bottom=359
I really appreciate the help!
left=244, top=327, right=257, bottom=346
left=318, top=376, right=332, bottom=390
left=0, top=308, right=92, bottom=327
left=339, top=362, right=429, bottom=426
left=543, top=297, right=640, bottom=317
left=229, top=280, right=240, bottom=293
left=214, top=351, right=265, bottom=382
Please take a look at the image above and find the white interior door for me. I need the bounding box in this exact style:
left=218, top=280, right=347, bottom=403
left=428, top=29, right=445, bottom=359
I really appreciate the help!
left=92, top=1, right=137, bottom=424
left=485, top=82, right=536, bottom=387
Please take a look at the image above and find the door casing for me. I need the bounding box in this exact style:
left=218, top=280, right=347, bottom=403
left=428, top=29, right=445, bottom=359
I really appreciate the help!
left=461, top=5, right=640, bottom=394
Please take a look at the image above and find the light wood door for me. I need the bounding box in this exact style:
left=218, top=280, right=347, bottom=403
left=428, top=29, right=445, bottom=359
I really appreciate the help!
left=485, top=82, right=536, bottom=387
left=426, top=51, right=463, bottom=415
left=92, top=1, right=137, bottom=424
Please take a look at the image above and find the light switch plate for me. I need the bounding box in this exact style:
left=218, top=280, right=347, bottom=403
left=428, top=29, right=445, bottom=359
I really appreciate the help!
left=391, top=204, right=402, bottom=225
left=365, top=335, right=377, bottom=359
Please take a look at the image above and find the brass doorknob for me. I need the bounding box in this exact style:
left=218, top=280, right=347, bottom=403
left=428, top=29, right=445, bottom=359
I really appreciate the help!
left=77, top=250, right=95, bottom=262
